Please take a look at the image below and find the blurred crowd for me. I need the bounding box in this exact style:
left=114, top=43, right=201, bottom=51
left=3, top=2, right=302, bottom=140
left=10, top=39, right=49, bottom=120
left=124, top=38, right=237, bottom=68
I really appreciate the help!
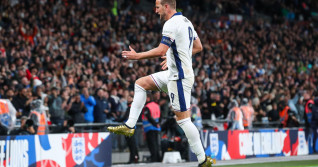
left=0, top=0, right=317, bottom=136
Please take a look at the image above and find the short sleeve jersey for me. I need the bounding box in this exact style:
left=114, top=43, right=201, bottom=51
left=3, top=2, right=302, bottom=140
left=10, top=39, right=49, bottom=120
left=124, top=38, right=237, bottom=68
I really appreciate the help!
left=161, top=12, right=198, bottom=80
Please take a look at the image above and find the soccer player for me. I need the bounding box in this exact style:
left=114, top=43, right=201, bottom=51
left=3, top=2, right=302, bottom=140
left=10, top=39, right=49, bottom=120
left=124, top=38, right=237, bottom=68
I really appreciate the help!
left=108, top=0, right=215, bottom=166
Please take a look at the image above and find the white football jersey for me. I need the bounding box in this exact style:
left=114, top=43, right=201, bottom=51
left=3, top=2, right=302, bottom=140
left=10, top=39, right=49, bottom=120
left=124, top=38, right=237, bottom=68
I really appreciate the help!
left=161, top=12, right=198, bottom=80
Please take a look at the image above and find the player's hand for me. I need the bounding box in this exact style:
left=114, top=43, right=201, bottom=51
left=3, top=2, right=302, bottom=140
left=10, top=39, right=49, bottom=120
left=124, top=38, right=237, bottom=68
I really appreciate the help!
left=122, top=46, right=139, bottom=60
left=160, top=56, right=167, bottom=70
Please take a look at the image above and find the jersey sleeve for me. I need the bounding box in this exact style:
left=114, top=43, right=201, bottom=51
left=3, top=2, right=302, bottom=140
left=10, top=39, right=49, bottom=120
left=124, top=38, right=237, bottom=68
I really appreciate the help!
left=193, top=29, right=198, bottom=40
left=161, top=21, right=176, bottom=47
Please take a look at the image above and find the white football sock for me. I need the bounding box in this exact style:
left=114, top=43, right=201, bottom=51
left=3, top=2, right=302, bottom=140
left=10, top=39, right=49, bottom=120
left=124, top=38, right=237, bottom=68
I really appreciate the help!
left=177, top=117, right=206, bottom=163
left=125, top=84, right=146, bottom=128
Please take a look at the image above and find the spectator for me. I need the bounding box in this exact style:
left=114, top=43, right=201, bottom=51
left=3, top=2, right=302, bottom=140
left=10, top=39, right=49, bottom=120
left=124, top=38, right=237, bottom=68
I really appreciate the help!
left=26, top=66, right=42, bottom=88
left=60, top=88, right=71, bottom=118
left=48, top=87, right=65, bottom=126
left=9, top=116, right=28, bottom=135
left=94, top=89, right=110, bottom=123
left=157, top=92, right=170, bottom=121
left=54, top=119, right=76, bottom=134
left=18, top=119, right=36, bottom=135
left=12, top=86, right=31, bottom=118
left=304, top=94, right=314, bottom=128
left=67, top=94, right=86, bottom=123
left=35, top=85, right=48, bottom=106
left=19, top=23, right=37, bottom=46
left=109, top=89, right=121, bottom=121
left=267, top=103, right=280, bottom=122
left=142, top=96, right=161, bottom=162
left=19, top=77, right=30, bottom=88
left=240, top=98, right=255, bottom=129
left=118, top=89, right=129, bottom=114
left=5, top=88, right=14, bottom=102
left=191, top=98, right=203, bottom=130
left=80, top=87, right=96, bottom=123
left=227, top=100, right=244, bottom=130
left=29, top=99, right=49, bottom=135
left=34, top=86, right=49, bottom=117
left=204, top=92, right=223, bottom=119
left=279, top=102, right=290, bottom=128
left=311, top=97, right=318, bottom=153
left=296, top=96, right=306, bottom=123
left=286, top=111, right=300, bottom=128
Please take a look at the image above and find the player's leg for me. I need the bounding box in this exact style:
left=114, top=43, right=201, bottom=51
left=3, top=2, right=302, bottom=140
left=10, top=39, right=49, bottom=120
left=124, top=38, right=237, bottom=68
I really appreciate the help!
left=107, top=76, right=157, bottom=136
left=125, top=76, right=159, bottom=128
left=176, top=112, right=215, bottom=166
left=108, top=71, right=168, bottom=136
left=174, top=110, right=206, bottom=163
left=168, top=78, right=214, bottom=166
left=125, top=71, right=169, bottom=128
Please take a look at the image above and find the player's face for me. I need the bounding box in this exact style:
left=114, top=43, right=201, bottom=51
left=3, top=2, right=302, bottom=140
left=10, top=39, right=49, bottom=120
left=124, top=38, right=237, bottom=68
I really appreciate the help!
left=155, top=0, right=166, bottom=22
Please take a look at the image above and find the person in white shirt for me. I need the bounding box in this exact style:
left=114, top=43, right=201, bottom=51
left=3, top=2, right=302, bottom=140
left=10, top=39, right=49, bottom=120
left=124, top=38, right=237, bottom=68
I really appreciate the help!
left=108, top=0, right=215, bottom=166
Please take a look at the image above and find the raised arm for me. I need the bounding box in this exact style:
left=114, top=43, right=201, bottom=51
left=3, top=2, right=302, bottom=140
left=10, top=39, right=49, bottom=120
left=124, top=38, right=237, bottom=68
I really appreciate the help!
left=122, top=44, right=169, bottom=60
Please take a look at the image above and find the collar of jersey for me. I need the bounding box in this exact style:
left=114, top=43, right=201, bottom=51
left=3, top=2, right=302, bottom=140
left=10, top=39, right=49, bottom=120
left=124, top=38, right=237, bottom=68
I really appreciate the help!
left=171, top=12, right=182, bottom=18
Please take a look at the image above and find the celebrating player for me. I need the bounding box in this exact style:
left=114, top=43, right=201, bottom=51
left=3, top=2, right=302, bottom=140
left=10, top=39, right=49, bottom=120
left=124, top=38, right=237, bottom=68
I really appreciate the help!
left=108, top=0, right=215, bottom=166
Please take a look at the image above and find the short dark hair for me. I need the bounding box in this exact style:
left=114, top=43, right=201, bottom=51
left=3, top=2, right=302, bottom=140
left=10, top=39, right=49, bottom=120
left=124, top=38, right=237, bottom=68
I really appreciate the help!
left=161, top=0, right=176, bottom=9
left=25, top=119, right=34, bottom=128
left=30, top=66, right=37, bottom=72
left=67, top=119, right=75, bottom=127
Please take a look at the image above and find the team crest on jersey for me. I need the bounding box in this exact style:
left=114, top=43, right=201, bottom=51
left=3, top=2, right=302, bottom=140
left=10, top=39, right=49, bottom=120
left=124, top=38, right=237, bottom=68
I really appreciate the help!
left=72, top=137, right=86, bottom=164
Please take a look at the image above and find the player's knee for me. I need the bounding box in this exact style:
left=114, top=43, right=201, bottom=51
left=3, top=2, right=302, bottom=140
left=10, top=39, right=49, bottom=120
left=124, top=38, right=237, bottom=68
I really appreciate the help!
left=135, top=78, right=142, bottom=85
left=136, top=76, right=156, bottom=90
left=135, top=78, right=146, bottom=88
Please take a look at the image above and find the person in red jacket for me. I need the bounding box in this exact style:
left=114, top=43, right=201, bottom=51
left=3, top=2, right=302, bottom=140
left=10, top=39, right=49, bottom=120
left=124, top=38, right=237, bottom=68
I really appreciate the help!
left=19, top=23, right=37, bottom=46
left=26, top=66, right=42, bottom=88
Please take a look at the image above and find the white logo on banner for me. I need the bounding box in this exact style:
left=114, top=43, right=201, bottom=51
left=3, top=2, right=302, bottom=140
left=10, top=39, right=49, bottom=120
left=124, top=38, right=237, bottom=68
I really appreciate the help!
left=298, top=131, right=308, bottom=155
left=72, top=137, right=85, bottom=165
left=239, top=131, right=287, bottom=156
left=239, top=132, right=253, bottom=156
left=209, top=133, right=219, bottom=156
left=0, top=140, right=28, bottom=167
